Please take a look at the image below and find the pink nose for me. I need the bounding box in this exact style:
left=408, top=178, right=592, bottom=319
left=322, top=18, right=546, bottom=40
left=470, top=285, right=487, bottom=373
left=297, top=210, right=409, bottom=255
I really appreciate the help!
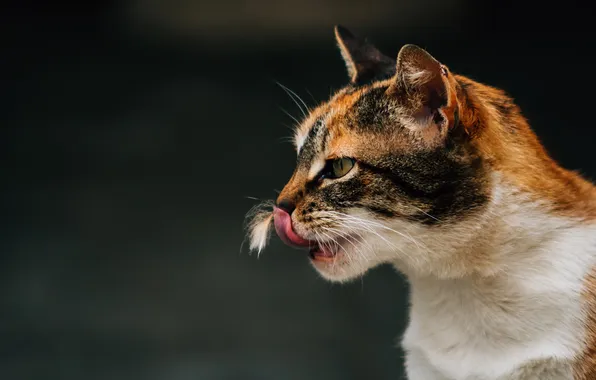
left=273, top=207, right=313, bottom=248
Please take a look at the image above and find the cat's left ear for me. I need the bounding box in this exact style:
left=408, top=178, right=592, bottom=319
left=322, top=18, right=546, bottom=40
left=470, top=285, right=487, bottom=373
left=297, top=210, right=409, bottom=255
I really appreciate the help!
left=388, top=45, right=459, bottom=141
left=334, top=25, right=395, bottom=84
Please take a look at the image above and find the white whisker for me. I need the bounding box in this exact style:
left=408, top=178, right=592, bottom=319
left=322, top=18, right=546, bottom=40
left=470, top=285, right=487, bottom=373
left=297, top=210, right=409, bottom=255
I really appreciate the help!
left=276, top=82, right=310, bottom=116
left=322, top=210, right=427, bottom=251
left=278, top=106, right=301, bottom=125
left=409, top=204, right=441, bottom=222
left=320, top=213, right=403, bottom=251
left=321, top=225, right=374, bottom=262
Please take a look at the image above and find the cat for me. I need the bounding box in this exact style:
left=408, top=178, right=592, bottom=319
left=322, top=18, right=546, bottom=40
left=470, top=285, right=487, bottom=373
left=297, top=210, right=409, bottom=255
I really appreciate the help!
left=246, top=25, right=596, bottom=379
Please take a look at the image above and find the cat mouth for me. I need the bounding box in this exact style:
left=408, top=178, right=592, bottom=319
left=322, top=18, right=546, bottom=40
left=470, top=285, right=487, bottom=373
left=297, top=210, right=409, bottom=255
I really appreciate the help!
left=273, top=207, right=314, bottom=247
left=273, top=207, right=340, bottom=262
left=308, top=245, right=338, bottom=262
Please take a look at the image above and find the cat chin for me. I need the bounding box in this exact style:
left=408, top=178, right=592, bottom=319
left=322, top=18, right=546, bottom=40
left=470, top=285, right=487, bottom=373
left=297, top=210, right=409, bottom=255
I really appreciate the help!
left=309, top=256, right=382, bottom=283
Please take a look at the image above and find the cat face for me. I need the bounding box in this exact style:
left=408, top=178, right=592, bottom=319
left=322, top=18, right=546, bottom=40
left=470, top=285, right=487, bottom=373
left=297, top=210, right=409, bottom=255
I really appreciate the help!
left=248, top=26, right=492, bottom=282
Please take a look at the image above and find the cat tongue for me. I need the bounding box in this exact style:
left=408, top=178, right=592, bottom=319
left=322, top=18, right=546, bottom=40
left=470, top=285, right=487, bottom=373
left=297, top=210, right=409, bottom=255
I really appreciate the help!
left=273, top=207, right=314, bottom=248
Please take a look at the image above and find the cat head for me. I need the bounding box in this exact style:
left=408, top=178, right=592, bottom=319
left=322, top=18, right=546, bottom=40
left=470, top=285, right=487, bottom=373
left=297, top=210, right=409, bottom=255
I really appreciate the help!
left=247, top=26, right=495, bottom=282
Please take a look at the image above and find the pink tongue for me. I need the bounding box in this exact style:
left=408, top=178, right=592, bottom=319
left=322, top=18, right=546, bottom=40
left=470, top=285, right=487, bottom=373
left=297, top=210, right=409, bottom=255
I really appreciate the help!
left=273, top=207, right=313, bottom=248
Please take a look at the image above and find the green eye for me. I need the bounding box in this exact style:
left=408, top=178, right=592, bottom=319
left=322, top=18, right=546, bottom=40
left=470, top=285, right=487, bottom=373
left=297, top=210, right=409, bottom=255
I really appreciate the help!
left=329, top=157, right=355, bottom=179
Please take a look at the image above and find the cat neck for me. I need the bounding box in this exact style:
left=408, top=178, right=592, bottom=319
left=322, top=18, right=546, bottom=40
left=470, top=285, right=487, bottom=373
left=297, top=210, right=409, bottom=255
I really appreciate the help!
left=398, top=189, right=596, bottom=378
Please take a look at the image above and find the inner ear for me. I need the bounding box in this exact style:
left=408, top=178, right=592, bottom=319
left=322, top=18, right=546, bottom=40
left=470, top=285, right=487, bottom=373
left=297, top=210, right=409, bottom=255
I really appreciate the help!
left=334, top=25, right=395, bottom=85
left=388, top=44, right=458, bottom=136
left=397, top=44, right=447, bottom=107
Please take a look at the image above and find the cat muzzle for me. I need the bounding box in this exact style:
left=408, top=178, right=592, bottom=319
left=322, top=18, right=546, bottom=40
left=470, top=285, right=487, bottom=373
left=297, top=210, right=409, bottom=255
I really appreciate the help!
left=273, top=207, right=314, bottom=248
left=273, top=207, right=339, bottom=261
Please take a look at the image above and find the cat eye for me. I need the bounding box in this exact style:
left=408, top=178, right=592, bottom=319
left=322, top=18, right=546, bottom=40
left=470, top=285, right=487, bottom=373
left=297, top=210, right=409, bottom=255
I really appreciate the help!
left=321, top=157, right=355, bottom=180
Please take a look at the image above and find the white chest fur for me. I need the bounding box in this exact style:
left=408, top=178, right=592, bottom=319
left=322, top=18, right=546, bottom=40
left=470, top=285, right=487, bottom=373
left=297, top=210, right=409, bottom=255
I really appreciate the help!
left=400, top=217, right=596, bottom=380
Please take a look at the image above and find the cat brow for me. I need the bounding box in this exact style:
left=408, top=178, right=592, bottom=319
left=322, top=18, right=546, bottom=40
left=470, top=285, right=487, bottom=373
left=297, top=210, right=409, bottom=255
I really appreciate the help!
left=297, top=118, right=329, bottom=165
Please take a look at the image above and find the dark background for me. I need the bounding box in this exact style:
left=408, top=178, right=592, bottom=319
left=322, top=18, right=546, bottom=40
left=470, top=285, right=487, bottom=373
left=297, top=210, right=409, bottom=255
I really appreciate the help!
left=3, top=1, right=595, bottom=379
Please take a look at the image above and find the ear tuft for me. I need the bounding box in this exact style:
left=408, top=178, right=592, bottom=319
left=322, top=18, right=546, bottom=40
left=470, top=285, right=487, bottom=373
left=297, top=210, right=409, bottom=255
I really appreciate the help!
left=333, top=25, right=395, bottom=84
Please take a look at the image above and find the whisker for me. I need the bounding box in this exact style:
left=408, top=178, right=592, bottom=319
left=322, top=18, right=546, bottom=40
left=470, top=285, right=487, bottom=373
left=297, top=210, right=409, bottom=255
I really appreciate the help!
left=305, top=88, right=317, bottom=103
left=278, top=106, right=301, bottom=125
left=277, top=136, right=295, bottom=144
left=317, top=222, right=375, bottom=263
left=281, top=123, right=297, bottom=133
left=321, top=225, right=372, bottom=262
left=321, top=226, right=359, bottom=251
left=276, top=81, right=309, bottom=117
left=322, top=224, right=376, bottom=256
left=322, top=210, right=426, bottom=250
left=409, top=204, right=441, bottom=222
left=320, top=213, right=401, bottom=249
left=317, top=210, right=428, bottom=258
left=315, top=230, right=344, bottom=270
left=337, top=220, right=403, bottom=255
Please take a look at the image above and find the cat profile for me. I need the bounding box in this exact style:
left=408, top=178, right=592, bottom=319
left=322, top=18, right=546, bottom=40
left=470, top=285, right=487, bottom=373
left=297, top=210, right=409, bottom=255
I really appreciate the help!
left=247, top=25, right=596, bottom=379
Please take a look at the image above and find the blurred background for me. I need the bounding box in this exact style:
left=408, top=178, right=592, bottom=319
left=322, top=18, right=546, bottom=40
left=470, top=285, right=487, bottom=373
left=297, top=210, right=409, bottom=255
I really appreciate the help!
left=3, top=1, right=595, bottom=379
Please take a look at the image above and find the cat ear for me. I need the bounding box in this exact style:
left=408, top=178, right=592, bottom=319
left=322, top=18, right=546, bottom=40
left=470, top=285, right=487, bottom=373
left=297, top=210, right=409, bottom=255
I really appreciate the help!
left=334, top=25, right=395, bottom=84
left=388, top=44, right=459, bottom=141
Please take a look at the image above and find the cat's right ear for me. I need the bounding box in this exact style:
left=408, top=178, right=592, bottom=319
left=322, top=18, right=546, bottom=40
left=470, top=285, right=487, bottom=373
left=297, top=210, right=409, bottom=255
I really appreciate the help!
left=334, top=25, right=395, bottom=84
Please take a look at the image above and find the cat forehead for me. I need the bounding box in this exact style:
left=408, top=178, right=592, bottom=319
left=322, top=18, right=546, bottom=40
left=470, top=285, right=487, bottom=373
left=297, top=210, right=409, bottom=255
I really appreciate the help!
left=292, top=80, right=414, bottom=168
left=293, top=81, right=394, bottom=156
left=294, top=89, right=355, bottom=153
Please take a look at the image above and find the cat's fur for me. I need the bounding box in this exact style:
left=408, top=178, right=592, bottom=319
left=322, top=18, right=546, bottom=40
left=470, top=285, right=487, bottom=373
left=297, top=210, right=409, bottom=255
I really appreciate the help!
left=246, top=26, right=596, bottom=379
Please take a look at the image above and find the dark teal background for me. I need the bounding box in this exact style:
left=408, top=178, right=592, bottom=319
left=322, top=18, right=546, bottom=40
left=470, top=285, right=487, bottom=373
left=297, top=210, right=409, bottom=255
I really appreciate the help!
left=3, top=1, right=595, bottom=379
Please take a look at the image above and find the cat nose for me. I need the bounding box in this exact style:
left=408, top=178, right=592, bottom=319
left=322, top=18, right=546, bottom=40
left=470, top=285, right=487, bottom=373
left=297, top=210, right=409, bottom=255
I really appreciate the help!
left=276, top=198, right=296, bottom=215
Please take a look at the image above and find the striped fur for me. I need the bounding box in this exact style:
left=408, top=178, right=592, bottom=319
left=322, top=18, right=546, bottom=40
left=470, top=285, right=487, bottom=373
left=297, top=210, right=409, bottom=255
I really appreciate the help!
left=247, top=26, right=596, bottom=379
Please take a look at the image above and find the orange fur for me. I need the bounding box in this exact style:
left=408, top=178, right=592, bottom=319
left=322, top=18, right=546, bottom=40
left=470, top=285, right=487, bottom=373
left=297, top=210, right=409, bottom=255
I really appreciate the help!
left=455, top=76, right=596, bottom=221
left=277, top=171, right=308, bottom=209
